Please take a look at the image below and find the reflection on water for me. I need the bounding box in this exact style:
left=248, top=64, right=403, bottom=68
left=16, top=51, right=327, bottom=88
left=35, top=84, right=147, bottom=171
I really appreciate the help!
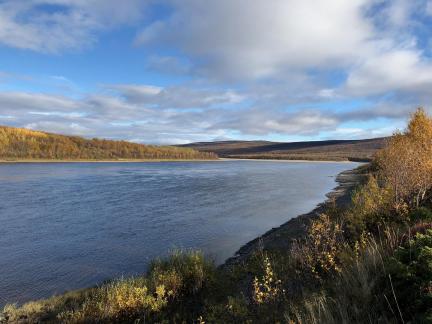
left=0, top=160, right=356, bottom=305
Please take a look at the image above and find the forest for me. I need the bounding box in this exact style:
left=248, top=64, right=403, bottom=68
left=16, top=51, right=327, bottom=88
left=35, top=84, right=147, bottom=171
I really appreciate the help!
left=0, top=126, right=217, bottom=161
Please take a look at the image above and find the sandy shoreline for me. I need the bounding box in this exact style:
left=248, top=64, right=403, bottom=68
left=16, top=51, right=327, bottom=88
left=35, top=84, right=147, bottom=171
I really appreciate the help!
left=223, top=165, right=366, bottom=267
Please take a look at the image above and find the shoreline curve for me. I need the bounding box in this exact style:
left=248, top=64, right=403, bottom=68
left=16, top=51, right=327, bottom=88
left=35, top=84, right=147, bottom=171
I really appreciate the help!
left=223, top=166, right=365, bottom=268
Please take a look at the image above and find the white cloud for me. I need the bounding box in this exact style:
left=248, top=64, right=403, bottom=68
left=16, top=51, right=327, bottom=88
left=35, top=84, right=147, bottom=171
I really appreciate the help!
left=427, top=0, right=432, bottom=15
left=322, top=125, right=398, bottom=140
left=346, top=49, right=432, bottom=95
left=0, top=91, right=81, bottom=111
left=0, top=0, right=147, bottom=52
left=109, top=84, right=163, bottom=101
left=25, top=121, right=90, bottom=135
left=133, top=0, right=432, bottom=101
left=1, top=1, right=432, bottom=142
left=318, top=89, right=337, bottom=99
left=383, top=0, right=413, bottom=26
left=136, top=0, right=373, bottom=80
left=0, top=88, right=409, bottom=143
left=107, top=84, right=245, bottom=109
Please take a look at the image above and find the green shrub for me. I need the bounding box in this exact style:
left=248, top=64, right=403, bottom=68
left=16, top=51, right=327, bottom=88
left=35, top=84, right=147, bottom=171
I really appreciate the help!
left=383, top=227, right=432, bottom=323
left=57, top=277, right=168, bottom=322
left=145, top=250, right=217, bottom=322
left=344, top=176, right=395, bottom=242
left=148, top=250, right=215, bottom=297
left=203, top=296, right=251, bottom=323
left=2, top=251, right=216, bottom=323
left=286, top=232, right=399, bottom=324
left=409, top=207, right=432, bottom=223
left=291, top=214, right=348, bottom=281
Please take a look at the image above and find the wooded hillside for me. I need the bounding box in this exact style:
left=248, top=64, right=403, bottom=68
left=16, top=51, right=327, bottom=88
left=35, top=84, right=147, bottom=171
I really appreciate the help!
left=0, top=126, right=217, bottom=161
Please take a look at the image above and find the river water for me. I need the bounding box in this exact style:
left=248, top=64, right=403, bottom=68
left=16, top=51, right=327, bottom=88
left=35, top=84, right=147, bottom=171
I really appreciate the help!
left=0, top=160, right=356, bottom=305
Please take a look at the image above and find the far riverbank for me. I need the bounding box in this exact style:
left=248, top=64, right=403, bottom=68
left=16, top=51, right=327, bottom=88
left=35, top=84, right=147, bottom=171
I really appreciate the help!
left=0, top=158, right=219, bottom=163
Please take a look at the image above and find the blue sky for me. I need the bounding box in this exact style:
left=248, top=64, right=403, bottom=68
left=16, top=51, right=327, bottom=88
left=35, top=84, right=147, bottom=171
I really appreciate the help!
left=0, top=0, right=431, bottom=144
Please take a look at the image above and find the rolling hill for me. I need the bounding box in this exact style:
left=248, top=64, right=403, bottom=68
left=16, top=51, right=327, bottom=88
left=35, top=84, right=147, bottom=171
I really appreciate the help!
left=0, top=126, right=217, bottom=161
left=180, top=138, right=387, bottom=161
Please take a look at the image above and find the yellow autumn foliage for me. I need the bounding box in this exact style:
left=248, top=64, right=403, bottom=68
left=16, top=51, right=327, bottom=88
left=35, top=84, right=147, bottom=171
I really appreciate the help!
left=376, top=108, right=432, bottom=208
left=0, top=125, right=217, bottom=160
left=252, top=254, right=283, bottom=304
left=291, top=214, right=345, bottom=280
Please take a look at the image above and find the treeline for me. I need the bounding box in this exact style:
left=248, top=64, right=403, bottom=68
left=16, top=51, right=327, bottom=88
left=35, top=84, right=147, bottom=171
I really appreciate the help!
left=0, top=126, right=217, bottom=160
left=2, top=109, right=432, bottom=323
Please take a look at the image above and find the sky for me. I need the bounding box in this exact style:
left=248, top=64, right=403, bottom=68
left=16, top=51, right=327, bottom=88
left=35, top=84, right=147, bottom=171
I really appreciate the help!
left=0, top=0, right=431, bottom=144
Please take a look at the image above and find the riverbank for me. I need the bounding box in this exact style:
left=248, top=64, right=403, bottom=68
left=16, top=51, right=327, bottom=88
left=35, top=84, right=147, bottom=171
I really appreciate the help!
left=0, top=158, right=355, bottom=163
left=224, top=165, right=366, bottom=267
left=219, top=157, right=354, bottom=163
left=0, top=158, right=220, bottom=163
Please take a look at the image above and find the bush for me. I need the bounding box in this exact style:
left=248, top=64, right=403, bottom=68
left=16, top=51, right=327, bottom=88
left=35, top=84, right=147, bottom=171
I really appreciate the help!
left=383, top=227, right=432, bottom=322
left=344, top=176, right=395, bottom=242
left=148, top=250, right=215, bottom=297
left=409, top=207, right=432, bottom=223
left=203, top=295, right=250, bottom=323
left=252, top=254, right=283, bottom=304
left=57, top=277, right=168, bottom=322
left=376, top=108, right=432, bottom=209
left=291, top=214, right=347, bottom=281
left=286, top=230, right=400, bottom=324
left=2, top=251, right=216, bottom=323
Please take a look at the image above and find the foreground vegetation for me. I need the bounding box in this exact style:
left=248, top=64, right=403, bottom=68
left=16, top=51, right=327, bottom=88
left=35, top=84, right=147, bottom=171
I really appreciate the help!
left=0, top=126, right=217, bottom=161
left=2, top=109, right=432, bottom=323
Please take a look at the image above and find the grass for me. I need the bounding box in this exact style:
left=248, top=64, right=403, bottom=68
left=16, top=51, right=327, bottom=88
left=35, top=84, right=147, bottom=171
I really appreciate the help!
left=2, top=251, right=215, bottom=323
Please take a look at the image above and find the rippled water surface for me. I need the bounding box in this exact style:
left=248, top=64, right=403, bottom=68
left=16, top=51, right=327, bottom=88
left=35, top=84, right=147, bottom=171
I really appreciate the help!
left=0, top=160, right=356, bottom=305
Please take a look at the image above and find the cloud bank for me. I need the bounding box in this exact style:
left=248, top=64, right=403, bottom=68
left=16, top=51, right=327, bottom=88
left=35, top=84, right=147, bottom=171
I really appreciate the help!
left=0, top=0, right=431, bottom=143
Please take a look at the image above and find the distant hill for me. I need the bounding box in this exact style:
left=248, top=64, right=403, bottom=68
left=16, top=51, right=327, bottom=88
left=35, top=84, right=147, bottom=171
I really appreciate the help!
left=0, top=126, right=217, bottom=161
left=179, top=138, right=387, bottom=161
